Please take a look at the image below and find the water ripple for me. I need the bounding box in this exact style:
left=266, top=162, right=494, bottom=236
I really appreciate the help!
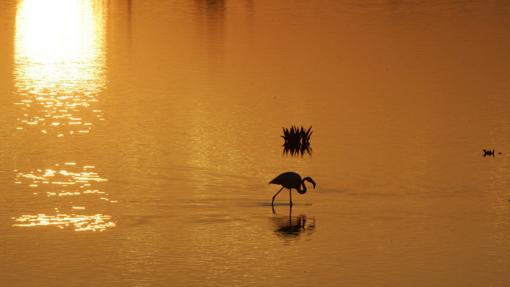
left=12, top=162, right=116, bottom=232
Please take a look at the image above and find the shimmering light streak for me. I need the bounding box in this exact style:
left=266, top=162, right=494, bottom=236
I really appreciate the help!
left=13, top=213, right=115, bottom=232
left=14, top=0, right=106, bottom=136
left=12, top=163, right=116, bottom=232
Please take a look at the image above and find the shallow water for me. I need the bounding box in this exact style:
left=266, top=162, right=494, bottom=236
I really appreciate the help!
left=1, top=0, right=510, bottom=286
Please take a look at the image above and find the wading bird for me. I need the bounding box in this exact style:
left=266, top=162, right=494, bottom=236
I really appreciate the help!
left=269, top=171, right=316, bottom=207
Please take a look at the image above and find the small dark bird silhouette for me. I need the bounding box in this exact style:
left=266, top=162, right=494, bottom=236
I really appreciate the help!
left=483, top=149, right=495, bottom=157
left=269, top=171, right=316, bottom=207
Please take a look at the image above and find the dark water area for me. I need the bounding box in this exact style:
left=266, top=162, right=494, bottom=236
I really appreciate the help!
left=1, top=0, right=510, bottom=286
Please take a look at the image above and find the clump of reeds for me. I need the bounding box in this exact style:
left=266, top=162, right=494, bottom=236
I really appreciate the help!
left=282, top=125, right=312, bottom=156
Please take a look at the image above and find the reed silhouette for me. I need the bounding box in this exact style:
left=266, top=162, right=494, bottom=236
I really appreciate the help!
left=483, top=149, right=501, bottom=157
left=282, top=125, right=312, bottom=156
left=269, top=171, right=316, bottom=213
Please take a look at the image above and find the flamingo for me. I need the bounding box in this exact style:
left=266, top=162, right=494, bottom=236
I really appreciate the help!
left=269, top=171, right=316, bottom=207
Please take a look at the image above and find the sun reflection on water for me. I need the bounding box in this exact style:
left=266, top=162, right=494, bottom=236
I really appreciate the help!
left=12, top=163, right=116, bottom=232
left=14, top=0, right=106, bottom=136
left=14, top=162, right=113, bottom=199
left=13, top=213, right=115, bottom=232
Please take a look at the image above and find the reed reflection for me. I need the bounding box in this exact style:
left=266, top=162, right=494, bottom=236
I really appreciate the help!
left=14, top=0, right=106, bottom=136
left=282, top=126, right=312, bottom=156
left=12, top=162, right=116, bottom=232
left=195, top=0, right=225, bottom=65
left=273, top=208, right=315, bottom=238
left=195, top=0, right=224, bottom=28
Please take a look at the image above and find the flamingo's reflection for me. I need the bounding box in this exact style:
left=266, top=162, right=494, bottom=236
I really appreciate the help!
left=273, top=207, right=315, bottom=237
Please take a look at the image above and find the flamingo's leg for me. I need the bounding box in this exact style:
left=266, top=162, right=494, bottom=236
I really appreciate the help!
left=289, top=189, right=293, bottom=206
left=272, top=187, right=284, bottom=207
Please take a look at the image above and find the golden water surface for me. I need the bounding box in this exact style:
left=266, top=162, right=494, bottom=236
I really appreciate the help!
left=1, top=0, right=510, bottom=286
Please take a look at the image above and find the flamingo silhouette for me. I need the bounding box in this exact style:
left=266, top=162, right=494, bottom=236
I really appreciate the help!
left=269, top=171, right=316, bottom=208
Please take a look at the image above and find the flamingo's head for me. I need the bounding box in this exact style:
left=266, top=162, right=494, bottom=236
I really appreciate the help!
left=303, top=177, right=316, bottom=189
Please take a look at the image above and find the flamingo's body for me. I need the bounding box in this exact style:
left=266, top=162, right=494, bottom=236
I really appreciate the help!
left=269, top=171, right=316, bottom=207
